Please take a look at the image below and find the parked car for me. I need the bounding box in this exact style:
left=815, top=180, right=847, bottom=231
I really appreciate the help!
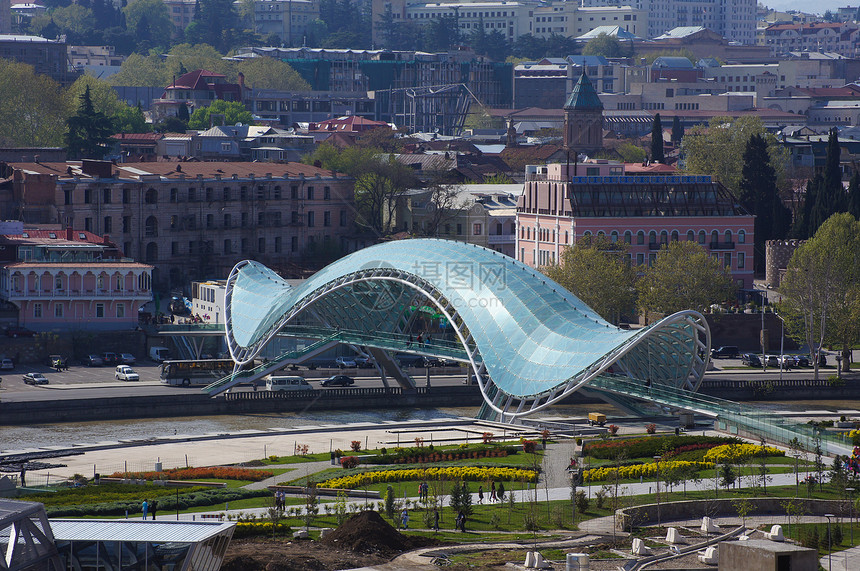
left=321, top=375, right=355, bottom=387
left=102, top=352, right=119, bottom=365
left=422, top=356, right=441, bottom=367
left=5, top=326, right=35, bottom=338
left=115, top=365, right=140, bottom=381
left=82, top=355, right=104, bottom=367
left=335, top=356, right=356, bottom=368
left=22, top=372, right=48, bottom=385
left=795, top=355, right=810, bottom=367
left=764, top=355, right=780, bottom=367
left=0, top=358, right=13, bottom=370
left=741, top=353, right=761, bottom=367
left=710, top=346, right=740, bottom=358
left=48, top=355, right=69, bottom=370
left=354, top=357, right=375, bottom=369
left=119, top=353, right=136, bottom=365
left=777, top=355, right=799, bottom=368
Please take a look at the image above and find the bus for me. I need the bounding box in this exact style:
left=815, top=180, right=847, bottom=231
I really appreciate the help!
left=160, top=359, right=235, bottom=386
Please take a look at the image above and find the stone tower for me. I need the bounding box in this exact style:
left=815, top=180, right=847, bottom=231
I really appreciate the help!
left=563, top=73, right=604, bottom=154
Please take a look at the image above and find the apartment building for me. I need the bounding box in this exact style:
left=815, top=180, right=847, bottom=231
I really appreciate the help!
left=517, top=162, right=755, bottom=288
left=163, top=0, right=196, bottom=35
left=0, top=34, right=72, bottom=84
left=253, top=0, right=319, bottom=46
left=762, top=22, right=860, bottom=57
left=6, top=160, right=357, bottom=289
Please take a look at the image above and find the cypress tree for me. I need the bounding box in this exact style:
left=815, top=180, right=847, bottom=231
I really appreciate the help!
left=671, top=115, right=684, bottom=144
left=738, top=133, right=791, bottom=274
left=812, top=128, right=845, bottom=231
left=65, top=85, right=114, bottom=160
left=650, top=113, right=664, bottom=163
left=848, top=171, right=860, bottom=219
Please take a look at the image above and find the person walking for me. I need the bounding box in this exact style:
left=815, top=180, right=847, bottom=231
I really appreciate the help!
left=150, top=500, right=157, bottom=520
left=401, top=508, right=409, bottom=529
left=407, top=335, right=413, bottom=348
left=433, top=509, right=440, bottom=532
left=457, top=511, right=466, bottom=532
left=141, top=499, right=149, bottom=520
left=477, top=485, right=484, bottom=505
left=490, top=481, right=496, bottom=501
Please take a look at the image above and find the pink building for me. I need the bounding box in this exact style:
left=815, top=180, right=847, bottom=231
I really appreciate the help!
left=516, top=162, right=756, bottom=289
left=0, top=226, right=153, bottom=331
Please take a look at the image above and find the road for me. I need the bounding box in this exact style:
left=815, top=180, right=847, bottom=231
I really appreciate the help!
left=0, top=354, right=852, bottom=403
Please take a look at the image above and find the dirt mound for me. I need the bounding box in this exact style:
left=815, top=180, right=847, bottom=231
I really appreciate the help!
left=221, top=538, right=388, bottom=571
left=322, top=510, right=409, bottom=555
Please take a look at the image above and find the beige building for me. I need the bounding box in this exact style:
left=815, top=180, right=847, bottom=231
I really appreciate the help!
left=253, top=0, right=319, bottom=46
left=392, top=184, right=522, bottom=257
left=163, top=0, right=196, bottom=35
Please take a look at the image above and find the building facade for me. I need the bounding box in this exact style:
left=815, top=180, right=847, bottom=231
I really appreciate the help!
left=0, top=225, right=153, bottom=331
left=6, top=160, right=357, bottom=289
left=0, top=34, right=71, bottom=84
left=762, top=22, right=860, bottom=57
left=516, top=163, right=755, bottom=288
left=253, top=0, right=319, bottom=46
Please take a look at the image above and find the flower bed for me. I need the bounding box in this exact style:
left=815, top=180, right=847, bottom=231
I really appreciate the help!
left=320, top=466, right=537, bottom=489
left=22, top=483, right=205, bottom=508
left=703, top=444, right=784, bottom=464
left=584, top=460, right=713, bottom=483
left=107, top=466, right=272, bottom=482
left=364, top=445, right=519, bottom=465
left=583, top=435, right=739, bottom=460
left=233, top=521, right=293, bottom=538
left=43, top=488, right=271, bottom=517
left=660, top=443, right=723, bottom=461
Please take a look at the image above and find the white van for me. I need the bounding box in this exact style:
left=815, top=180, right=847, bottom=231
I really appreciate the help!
left=150, top=346, right=171, bottom=362
left=266, top=376, right=312, bottom=391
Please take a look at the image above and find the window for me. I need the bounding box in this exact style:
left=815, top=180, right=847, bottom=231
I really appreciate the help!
left=738, top=252, right=745, bottom=268
left=224, top=187, right=232, bottom=201
left=116, top=304, right=125, bottom=318
left=671, top=230, right=679, bottom=242
left=711, top=230, right=719, bottom=244
left=649, top=230, right=657, bottom=245
left=624, top=231, right=632, bottom=244
left=84, top=189, right=92, bottom=204
left=660, top=230, right=668, bottom=244
left=291, top=236, right=298, bottom=252
left=323, top=186, right=331, bottom=200
left=307, top=186, right=314, bottom=200
left=291, top=185, right=298, bottom=199
left=145, top=189, right=157, bottom=204
left=724, top=252, right=731, bottom=268
left=274, top=237, right=281, bottom=253
left=34, top=303, right=42, bottom=318
left=611, top=231, right=618, bottom=243
left=340, top=210, right=347, bottom=226
left=241, top=212, right=248, bottom=227
left=738, top=230, right=745, bottom=243
left=457, top=223, right=463, bottom=235
left=258, top=237, right=266, bottom=253
left=308, top=211, right=315, bottom=227
left=123, top=188, right=131, bottom=204
left=223, top=213, right=231, bottom=228
left=324, top=211, right=331, bottom=227
left=85, top=217, right=93, bottom=232
left=473, top=223, right=482, bottom=235
left=115, top=276, right=123, bottom=291
left=55, top=276, right=63, bottom=290
left=96, top=303, right=105, bottom=318
left=698, top=230, right=706, bottom=244
left=55, top=304, right=64, bottom=318
left=170, top=188, right=178, bottom=202
left=258, top=212, right=265, bottom=226
left=123, top=216, right=131, bottom=234
left=103, top=188, right=111, bottom=203
left=687, top=230, right=694, bottom=241
left=725, top=230, right=732, bottom=242
left=636, top=253, right=644, bottom=265
left=188, top=188, right=196, bottom=202
left=171, top=242, right=179, bottom=255
left=104, top=216, right=112, bottom=233
left=224, top=239, right=231, bottom=254
left=637, top=231, right=644, bottom=245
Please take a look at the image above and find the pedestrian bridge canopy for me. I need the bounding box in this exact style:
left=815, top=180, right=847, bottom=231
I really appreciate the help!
left=224, top=239, right=711, bottom=420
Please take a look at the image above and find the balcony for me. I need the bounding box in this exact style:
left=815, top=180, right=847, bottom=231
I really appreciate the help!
left=3, top=289, right=152, bottom=301
left=709, top=241, right=735, bottom=250
left=488, top=233, right=516, bottom=245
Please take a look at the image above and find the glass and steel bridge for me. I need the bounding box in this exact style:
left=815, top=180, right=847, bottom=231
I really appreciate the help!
left=215, top=238, right=710, bottom=422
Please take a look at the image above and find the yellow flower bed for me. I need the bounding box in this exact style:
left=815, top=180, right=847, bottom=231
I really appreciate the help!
left=320, top=466, right=538, bottom=489
left=703, top=444, right=784, bottom=464
left=584, top=461, right=713, bottom=483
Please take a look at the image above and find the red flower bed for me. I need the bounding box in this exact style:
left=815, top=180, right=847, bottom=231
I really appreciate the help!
left=108, top=466, right=272, bottom=482
left=660, top=443, right=721, bottom=460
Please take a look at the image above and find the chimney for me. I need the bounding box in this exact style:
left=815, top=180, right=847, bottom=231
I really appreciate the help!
left=103, top=234, right=110, bottom=244
left=66, top=228, right=73, bottom=240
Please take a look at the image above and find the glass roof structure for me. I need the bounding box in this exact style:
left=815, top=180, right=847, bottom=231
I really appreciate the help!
left=225, top=239, right=710, bottom=419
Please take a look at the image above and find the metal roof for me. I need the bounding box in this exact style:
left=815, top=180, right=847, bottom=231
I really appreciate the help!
left=564, top=74, right=604, bottom=111
left=0, top=499, right=46, bottom=527
left=50, top=519, right=235, bottom=543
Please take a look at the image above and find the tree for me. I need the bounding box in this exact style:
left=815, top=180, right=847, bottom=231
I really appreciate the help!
left=848, top=172, right=860, bottom=220
left=542, top=235, right=637, bottom=324
left=671, top=116, right=684, bottom=144
left=184, top=0, right=240, bottom=51
left=236, top=57, right=311, bottom=91
left=737, top=133, right=792, bottom=274
left=418, top=183, right=467, bottom=236
left=807, top=128, right=847, bottom=237
left=615, top=142, right=647, bottom=163
left=188, top=99, right=254, bottom=129
left=650, top=113, right=664, bottom=163
left=65, top=85, right=114, bottom=159
left=123, top=0, right=173, bottom=50
left=0, top=60, right=67, bottom=147
left=582, top=33, right=631, bottom=58
left=422, top=15, right=459, bottom=52
left=65, top=75, right=127, bottom=117
left=31, top=5, right=96, bottom=44
left=637, top=241, right=736, bottom=317
left=680, top=116, right=791, bottom=195
left=779, top=213, right=860, bottom=380
left=113, top=105, right=149, bottom=133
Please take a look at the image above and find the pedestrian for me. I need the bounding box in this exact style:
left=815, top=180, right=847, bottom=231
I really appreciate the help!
left=417, top=333, right=423, bottom=347
left=427, top=334, right=432, bottom=346
left=141, top=499, right=148, bottom=520
left=645, top=377, right=652, bottom=394
left=497, top=482, right=505, bottom=502
left=490, top=481, right=496, bottom=501
left=477, top=485, right=484, bottom=505
left=150, top=500, right=157, bottom=520
left=433, top=509, right=440, bottom=531
left=401, top=508, right=409, bottom=529
left=457, top=511, right=466, bottom=532
left=407, top=335, right=413, bottom=348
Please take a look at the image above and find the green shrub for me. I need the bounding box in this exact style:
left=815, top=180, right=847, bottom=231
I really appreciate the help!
left=45, top=488, right=270, bottom=517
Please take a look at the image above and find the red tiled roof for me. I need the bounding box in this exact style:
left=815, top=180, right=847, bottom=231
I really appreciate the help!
left=309, top=116, right=389, bottom=132
left=623, top=162, right=678, bottom=174
left=110, top=133, right=164, bottom=142
left=166, top=69, right=227, bottom=90
left=0, top=228, right=110, bottom=246
left=5, top=262, right=152, bottom=269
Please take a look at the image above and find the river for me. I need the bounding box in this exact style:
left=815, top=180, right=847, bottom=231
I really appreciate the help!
left=4, top=400, right=860, bottom=453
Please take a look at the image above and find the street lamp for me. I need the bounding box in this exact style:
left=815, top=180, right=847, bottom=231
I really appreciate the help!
left=825, top=513, right=835, bottom=571
left=847, top=488, right=855, bottom=547
left=654, top=455, right=662, bottom=527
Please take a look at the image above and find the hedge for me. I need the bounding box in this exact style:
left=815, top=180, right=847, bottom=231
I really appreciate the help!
left=45, top=487, right=271, bottom=517
left=363, top=445, right=520, bottom=465
left=320, top=466, right=538, bottom=489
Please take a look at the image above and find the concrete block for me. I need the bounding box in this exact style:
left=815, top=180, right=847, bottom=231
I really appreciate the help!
left=292, top=530, right=309, bottom=539
left=665, top=527, right=686, bottom=544
left=632, top=538, right=651, bottom=556
left=701, top=516, right=720, bottom=534
left=764, top=524, right=784, bottom=542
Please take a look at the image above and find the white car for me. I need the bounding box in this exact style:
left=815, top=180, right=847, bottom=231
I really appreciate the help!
left=335, top=356, right=356, bottom=368
left=115, top=365, right=140, bottom=381
left=0, top=358, right=13, bottom=370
